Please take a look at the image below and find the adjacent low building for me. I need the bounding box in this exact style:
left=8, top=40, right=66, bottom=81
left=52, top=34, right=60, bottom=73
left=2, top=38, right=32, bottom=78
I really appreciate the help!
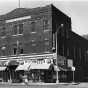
left=0, top=4, right=88, bottom=83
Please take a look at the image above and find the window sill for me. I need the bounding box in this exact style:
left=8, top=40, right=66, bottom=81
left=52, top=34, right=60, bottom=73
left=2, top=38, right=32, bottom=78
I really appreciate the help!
left=30, top=32, right=36, bottom=34
left=1, top=36, right=6, bottom=38
left=12, top=34, right=23, bottom=36
left=43, top=30, right=49, bottom=32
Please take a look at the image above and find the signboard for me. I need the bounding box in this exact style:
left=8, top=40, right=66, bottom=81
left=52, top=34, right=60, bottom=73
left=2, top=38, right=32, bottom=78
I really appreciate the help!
left=0, top=60, right=10, bottom=66
left=67, top=59, right=73, bottom=67
left=6, top=15, right=31, bottom=23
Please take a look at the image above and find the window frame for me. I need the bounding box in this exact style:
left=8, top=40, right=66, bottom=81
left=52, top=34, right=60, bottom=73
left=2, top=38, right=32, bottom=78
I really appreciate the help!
left=43, top=19, right=49, bottom=31
left=12, top=23, right=23, bottom=36
left=1, top=26, right=6, bottom=38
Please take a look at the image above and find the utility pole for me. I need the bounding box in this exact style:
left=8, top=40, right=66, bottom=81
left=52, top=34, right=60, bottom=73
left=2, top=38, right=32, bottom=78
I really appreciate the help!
left=19, top=0, right=20, bottom=8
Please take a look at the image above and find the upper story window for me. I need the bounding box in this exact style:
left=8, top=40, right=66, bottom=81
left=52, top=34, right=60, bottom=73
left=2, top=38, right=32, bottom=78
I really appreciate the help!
left=43, top=19, right=49, bottom=31
left=31, top=40, right=36, bottom=53
left=31, top=21, right=36, bottom=33
left=61, top=27, right=64, bottom=36
left=19, top=43, right=24, bottom=54
left=44, top=39, right=49, bottom=52
left=66, top=26, right=69, bottom=38
left=67, top=46, right=69, bottom=57
left=85, top=50, right=87, bottom=61
left=79, top=48, right=81, bottom=60
left=73, top=46, right=76, bottom=58
left=12, top=44, right=17, bottom=55
left=1, top=27, right=6, bottom=37
left=12, top=24, right=23, bottom=36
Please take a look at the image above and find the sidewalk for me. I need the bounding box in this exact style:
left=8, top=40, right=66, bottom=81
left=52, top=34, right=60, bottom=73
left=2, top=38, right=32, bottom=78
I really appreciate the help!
left=0, top=82, right=70, bottom=86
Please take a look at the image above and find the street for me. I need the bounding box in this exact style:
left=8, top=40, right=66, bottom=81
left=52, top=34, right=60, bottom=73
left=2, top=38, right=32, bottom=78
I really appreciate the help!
left=0, top=83, right=88, bottom=88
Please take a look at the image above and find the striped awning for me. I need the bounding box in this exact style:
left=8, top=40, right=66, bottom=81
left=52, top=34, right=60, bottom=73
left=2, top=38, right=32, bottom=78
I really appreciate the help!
left=29, top=63, right=51, bottom=70
left=16, top=62, right=32, bottom=71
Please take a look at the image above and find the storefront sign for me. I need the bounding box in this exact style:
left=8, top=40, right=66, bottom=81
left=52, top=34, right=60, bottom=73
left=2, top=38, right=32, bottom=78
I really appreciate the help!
left=0, top=60, right=9, bottom=66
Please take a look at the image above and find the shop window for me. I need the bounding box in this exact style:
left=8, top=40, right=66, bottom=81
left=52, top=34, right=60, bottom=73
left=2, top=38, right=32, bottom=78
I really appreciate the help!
left=31, top=21, right=35, bottom=33
left=43, top=19, right=49, bottom=31
left=1, top=27, right=6, bottom=37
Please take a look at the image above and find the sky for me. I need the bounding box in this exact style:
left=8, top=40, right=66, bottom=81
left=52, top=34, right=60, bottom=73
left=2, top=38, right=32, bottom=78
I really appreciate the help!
left=0, top=0, right=88, bottom=35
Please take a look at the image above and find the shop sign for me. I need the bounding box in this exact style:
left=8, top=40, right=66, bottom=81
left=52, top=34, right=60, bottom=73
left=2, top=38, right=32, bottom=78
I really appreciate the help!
left=0, top=60, right=9, bottom=66
left=58, top=59, right=66, bottom=65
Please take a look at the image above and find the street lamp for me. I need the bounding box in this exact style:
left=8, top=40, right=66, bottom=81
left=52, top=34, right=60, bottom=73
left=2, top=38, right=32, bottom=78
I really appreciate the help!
left=56, top=23, right=64, bottom=84
left=71, top=66, right=75, bottom=83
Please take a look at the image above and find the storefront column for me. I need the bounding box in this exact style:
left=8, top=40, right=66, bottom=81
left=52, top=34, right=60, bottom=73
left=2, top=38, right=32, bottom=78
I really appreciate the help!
left=39, top=70, right=41, bottom=82
left=10, top=71, right=12, bottom=83
left=2, top=71, right=3, bottom=83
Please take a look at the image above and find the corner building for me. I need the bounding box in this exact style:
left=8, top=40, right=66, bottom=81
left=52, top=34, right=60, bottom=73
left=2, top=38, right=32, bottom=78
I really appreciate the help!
left=0, top=4, right=88, bottom=83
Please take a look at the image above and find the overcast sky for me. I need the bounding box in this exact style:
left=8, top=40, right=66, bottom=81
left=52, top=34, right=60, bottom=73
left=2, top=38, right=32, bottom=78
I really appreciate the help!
left=0, top=0, right=88, bottom=35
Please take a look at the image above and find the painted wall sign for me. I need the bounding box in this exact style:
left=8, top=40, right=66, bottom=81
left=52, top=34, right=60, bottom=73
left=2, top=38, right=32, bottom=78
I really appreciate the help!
left=6, top=15, right=31, bottom=23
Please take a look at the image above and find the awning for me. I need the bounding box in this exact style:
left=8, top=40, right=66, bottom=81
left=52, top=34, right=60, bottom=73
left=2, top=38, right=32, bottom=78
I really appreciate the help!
left=29, top=63, right=51, bottom=70
left=16, top=62, right=32, bottom=71
left=58, top=65, right=72, bottom=71
left=54, top=65, right=72, bottom=71
left=0, top=67, right=7, bottom=71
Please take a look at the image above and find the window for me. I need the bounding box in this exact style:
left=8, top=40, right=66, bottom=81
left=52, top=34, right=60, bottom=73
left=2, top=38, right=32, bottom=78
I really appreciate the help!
left=19, top=43, right=24, bottom=54
left=31, top=40, right=36, bottom=53
left=67, top=46, right=69, bottom=56
left=43, top=20, right=49, bottom=31
left=62, top=44, right=64, bottom=55
left=73, top=46, right=76, bottom=58
left=12, top=25, right=18, bottom=35
left=19, top=24, right=23, bottom=34
left=87, top=50, right=88, bottom=61
left=61, top=28, right=64, bottom=36
left=12, top=24, right=23, bottom=35
left=79, top=48, right=81, bottom=60
left=44, top=39, right=49, bottom=52
left=85, top=50, right=87, bottom=61
left=31, top=21, right=35, bottom=33
left=66, top=27, right=69, bottom=38
left=1, top=27, right=6, bottom=37
left=12, top=44, right=17, bottom=55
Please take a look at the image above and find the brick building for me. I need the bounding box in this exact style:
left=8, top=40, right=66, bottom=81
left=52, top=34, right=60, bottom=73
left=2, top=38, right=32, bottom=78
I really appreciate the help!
left=0, top=4, right=88, bottom=83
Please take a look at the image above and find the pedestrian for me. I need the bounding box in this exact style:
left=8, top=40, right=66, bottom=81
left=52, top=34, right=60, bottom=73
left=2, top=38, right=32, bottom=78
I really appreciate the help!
left=24, top=75, right=28, bottom=85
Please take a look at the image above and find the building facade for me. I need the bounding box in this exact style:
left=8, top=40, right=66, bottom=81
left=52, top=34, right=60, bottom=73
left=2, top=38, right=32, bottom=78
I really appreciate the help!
left=0, top=4, right=88, bottom=83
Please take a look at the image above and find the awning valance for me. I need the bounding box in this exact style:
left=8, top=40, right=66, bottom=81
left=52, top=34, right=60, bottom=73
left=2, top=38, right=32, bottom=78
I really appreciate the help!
left=0, top=67, right=7, bottom=71
left=16, top=62, right=32, bottom=71
left=29, top=63, right=51, bottom=70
